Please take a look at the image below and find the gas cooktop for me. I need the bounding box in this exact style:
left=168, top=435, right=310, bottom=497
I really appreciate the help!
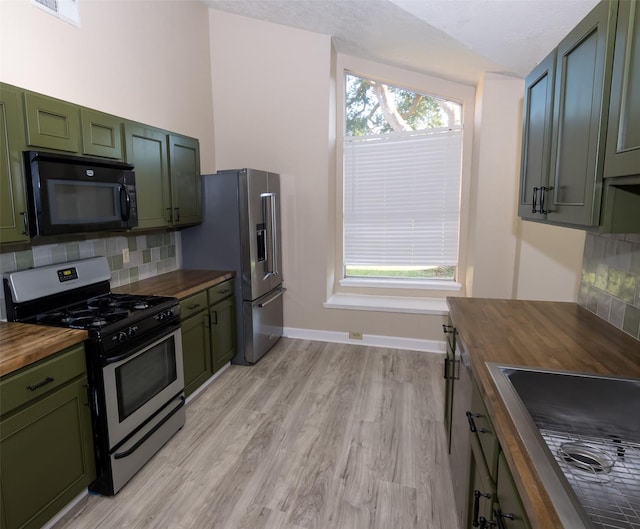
left=32, top=293, right=175, bottom=330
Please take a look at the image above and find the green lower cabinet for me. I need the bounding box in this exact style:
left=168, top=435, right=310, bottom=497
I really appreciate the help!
left=466, top=436, right=495, bottom=529
left=0, top=375, right=95, bottom=529
left=181, top=310, right=212, bottom=398
left=494, top=453, right=531, bottom=529
left=210, top=295, right=236, bottom=373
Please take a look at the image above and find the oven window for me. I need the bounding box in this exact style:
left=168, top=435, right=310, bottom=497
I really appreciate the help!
left=48, top=179, right=119, bottom=224
left=115, top=336, right=178, bottom=422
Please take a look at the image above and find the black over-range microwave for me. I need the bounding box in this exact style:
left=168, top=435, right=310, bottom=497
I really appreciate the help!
left=24, top=150, right=138, bottom=238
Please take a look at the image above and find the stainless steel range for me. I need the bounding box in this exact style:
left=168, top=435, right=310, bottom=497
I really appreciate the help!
left=3, top=257, right=185, bottom=495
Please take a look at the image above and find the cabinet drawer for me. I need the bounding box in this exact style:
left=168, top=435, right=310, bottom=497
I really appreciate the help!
left=207, top=278, right=234, bottom=306
left=469, top=380, right=499, bottom=479
left=0, top=344, right=86, bottom=417
left=180, top=291, right=208, bottom=320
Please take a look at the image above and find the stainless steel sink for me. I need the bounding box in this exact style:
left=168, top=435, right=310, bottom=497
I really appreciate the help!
left=486, top=363, right=640, bottom=529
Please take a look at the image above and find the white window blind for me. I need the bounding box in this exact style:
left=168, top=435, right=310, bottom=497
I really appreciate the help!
left=343, top=126, right=462, bottom=268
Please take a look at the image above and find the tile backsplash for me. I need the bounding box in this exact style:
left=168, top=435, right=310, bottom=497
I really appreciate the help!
left=578, top=232, right=640, bottom=340
left=0, top=232, right=179, bottom=320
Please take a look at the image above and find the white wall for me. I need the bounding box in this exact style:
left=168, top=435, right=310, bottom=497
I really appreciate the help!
left=465, top=73, right=585, bottom=301
left=0, top=0, right=215, bottom=171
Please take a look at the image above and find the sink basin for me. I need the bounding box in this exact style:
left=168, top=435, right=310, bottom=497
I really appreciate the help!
left=487, top=364, right=640, bottom=529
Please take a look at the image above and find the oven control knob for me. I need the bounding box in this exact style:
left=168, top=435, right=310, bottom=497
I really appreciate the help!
left=127, top=327, right=136, bottom=338
left=118, top=331, right=129, bottom=343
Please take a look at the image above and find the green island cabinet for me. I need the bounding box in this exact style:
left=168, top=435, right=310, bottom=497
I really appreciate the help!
left=465, top=382, right=530, bottom=529
left=180, top=278, right=236, bottom=397
left=0, top=84, right=29, bottom=244
left=0, top=344, right=95, bottom=529
left=519, top=0, right=640, bottom=231
left=443, top=324, right=530, bottom=529
left=124, top=126, right=201, bottom=229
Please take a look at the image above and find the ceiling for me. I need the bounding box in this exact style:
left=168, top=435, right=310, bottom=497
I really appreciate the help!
left=203, top=0, right=600, bottom=86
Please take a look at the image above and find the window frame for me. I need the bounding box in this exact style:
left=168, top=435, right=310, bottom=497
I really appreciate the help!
left=332, top=55, right=475, bottom=302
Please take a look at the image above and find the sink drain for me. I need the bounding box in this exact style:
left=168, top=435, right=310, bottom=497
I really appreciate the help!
left=558, top=442, right=615, bottom=481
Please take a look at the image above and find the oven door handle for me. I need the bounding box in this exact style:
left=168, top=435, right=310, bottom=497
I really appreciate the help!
left=113, top=395, right=185, bottom=460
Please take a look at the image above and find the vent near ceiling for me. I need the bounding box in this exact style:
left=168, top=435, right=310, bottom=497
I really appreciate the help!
left=32, top=0, right=80, bottom=27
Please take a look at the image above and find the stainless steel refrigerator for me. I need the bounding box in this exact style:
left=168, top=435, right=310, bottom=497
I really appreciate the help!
left=181, top=168, right=284, bottom=365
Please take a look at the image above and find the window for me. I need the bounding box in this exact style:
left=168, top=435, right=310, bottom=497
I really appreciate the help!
left=343, top=73, right=463, bottom=283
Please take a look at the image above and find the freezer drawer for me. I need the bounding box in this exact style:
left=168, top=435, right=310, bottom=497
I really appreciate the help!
left=242, top=286, right=285, bottom=364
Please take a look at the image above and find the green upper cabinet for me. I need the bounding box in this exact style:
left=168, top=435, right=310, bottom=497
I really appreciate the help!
left=168, top=134, right=201, bottom=227
left=23, top=91, right=81, bottom=153
left=518, top=51, right=556, bottom=221
left=124, top=127, right=201, bottom=229
left=604, top=0, right=640, bottom=178
left=124, top=123, right=172, bottom=229
left=546, top=0, right=617, bottom=226
left=0, top=84, right=29, bottom=244
left=80, top=108, right=123, bottom=159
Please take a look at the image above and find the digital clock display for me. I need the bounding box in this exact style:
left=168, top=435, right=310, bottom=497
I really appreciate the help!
left=57, top=267, right=78, bottom=282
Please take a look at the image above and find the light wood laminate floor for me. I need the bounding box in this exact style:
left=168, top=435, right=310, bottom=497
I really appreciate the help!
left=52, top=338, right=459, bottom=529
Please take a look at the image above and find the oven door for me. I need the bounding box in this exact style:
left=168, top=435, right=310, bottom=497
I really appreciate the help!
left=102, top=328, right=184, bottom=449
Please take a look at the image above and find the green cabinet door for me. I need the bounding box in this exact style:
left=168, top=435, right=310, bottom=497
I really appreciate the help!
left=466, top=437, right=495, bottom=529
left=210, top=296, right=236, bottom=373
left=23, top=91, right=81, bottom=153
left=0, top=85, right=29, bottom=244
left=181, top=310, right=212, bottom=398
left=604, top=0, right=640, bottom=178
left=518, top=52, right=555, bottom=220
left=0, top=376, right=95, bottom=529
left=80, top=108, right=123, bottom=159
left=124, top=123, right=172, bottom=229
left=168, top=134, right=201, bottom=227
left=495, top=453, right=532, bottom=529
left=547, top=0, right=617, bottom=226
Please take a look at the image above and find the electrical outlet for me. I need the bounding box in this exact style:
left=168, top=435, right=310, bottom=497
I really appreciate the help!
left=122, top=248, right=130, bottom=264
left=349, top=331, right=363, bottom=340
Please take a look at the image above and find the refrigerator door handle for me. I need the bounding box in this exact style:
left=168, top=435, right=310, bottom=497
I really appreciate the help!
left=261, top=192, right=278, bottom=277
left=257, top=287, right=287, bottom=308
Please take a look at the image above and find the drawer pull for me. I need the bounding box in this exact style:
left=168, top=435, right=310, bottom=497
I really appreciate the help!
left=26, top=376, right=55, bottom=392
left=217, top=288, right=230, bottom=294
left=187, top=303, right=201, bottom=310
left=466, top=411, right=487, bottom=434
left=442, top=324, right=454, bottom=334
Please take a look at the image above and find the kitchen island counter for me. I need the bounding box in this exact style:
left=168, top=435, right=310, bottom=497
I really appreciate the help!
left=113, top=269, right=235, bottom=300
left=0, top=322, right=87, bottom=377
left=447, top=297, right=640, bottom=529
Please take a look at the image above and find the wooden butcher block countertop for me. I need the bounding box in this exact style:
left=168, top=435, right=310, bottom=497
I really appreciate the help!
left=447, top=298, right=640, bottom=529
left=0, top=323, right=87, bottom=378
left=113, top=269, right=235, bottom=300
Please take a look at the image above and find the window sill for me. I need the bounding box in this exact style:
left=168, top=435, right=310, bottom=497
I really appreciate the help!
left=339, top=277, right=462, bottom=291
left=323, top=293, right=448, bottom=315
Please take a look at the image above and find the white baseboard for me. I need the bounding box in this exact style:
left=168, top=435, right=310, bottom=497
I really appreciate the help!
left=283, top=327, right=445, bottom=353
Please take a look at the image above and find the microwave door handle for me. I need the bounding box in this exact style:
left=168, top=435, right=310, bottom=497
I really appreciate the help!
left=120, top=184, right=131, bottom=221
